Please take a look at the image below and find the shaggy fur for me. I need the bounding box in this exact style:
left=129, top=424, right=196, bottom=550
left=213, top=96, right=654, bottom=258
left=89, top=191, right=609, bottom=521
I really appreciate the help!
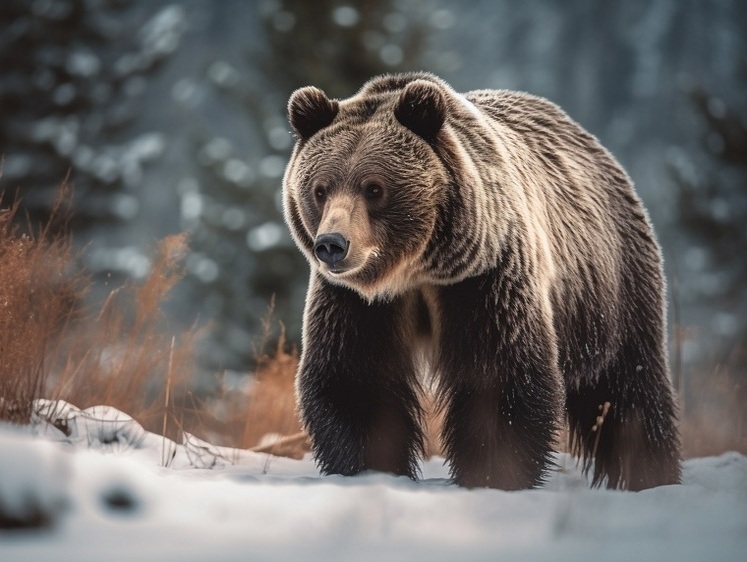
left=282, top=72, right=681, bottom=490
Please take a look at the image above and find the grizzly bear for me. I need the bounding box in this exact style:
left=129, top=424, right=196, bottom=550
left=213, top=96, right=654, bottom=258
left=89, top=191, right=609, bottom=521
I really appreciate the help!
left=282, top=72, right=681, bottom=490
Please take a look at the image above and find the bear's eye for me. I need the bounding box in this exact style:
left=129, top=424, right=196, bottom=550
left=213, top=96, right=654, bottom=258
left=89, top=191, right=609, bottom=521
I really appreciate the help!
left=313, top=184, right=327, bottom=202
left=363, top=182, right=384, bottom=201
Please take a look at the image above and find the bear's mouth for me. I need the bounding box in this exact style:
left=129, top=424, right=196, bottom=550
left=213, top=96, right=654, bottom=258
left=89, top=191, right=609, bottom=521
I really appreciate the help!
left=318, top=248, right=379, bottom=280
left=321, top=261, right=360, bottom=276
left=320, top=249, right=419, bottom=301
left=326, top=264, right=350, bottom=275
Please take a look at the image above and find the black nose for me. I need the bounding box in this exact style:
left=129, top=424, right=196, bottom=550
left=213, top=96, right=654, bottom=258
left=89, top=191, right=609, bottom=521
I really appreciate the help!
left=314, top=232, right=349, bottom=267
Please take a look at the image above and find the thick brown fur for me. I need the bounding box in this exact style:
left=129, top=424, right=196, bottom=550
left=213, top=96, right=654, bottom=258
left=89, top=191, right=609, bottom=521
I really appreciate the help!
left=283, top=72, right=681, bottom=490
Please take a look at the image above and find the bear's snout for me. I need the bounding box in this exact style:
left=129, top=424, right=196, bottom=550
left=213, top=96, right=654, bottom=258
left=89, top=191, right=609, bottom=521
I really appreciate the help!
left=314, top=232, right=349, bottom=268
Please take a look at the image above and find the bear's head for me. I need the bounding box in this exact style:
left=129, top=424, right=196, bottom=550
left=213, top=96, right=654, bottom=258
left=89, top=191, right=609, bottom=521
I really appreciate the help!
left=283, top=75, right=456, bottom=300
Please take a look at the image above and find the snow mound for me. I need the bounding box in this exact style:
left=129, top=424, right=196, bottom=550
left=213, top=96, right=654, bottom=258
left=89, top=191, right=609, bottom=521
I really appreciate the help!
left=0, top=427, right=69, bottom=528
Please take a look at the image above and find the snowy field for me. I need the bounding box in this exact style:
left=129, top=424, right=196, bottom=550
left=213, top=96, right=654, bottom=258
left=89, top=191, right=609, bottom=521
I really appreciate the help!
left=1, top=401, right=745, bottom=562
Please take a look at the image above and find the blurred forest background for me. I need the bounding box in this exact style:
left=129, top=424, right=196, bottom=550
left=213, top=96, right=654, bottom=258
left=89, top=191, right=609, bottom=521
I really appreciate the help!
left=1, top=0, right=745, bottom=438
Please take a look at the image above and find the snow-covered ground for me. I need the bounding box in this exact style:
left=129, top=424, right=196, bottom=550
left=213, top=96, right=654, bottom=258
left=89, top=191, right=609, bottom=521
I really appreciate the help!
left=1, top=401, right=745, bottom=562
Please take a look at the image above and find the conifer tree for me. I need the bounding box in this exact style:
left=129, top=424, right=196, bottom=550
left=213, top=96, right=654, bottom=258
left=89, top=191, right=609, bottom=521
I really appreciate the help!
left=182, top=0, right=429, bottom=369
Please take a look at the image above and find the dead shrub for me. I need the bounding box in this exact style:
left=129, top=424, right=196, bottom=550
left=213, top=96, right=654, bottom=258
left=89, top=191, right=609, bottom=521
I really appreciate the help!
left=49, top=232, right=198, bottom=441
left=0, top=186, right=82, bottom=423
left=0, top=184, right=197, bottom=441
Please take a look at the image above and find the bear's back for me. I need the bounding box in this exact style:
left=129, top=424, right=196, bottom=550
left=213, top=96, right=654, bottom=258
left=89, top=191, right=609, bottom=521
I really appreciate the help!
left=465, top=88, right=639, bottom=216
left=464, top=87, right=655, bottom=270
left=465, top=88, right=662, bottom=356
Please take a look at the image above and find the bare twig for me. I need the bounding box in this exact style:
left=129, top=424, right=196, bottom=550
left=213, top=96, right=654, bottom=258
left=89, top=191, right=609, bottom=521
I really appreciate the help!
left=590, top=401, right=611, bottom=460
left=161, top=336, right=175, bottom=467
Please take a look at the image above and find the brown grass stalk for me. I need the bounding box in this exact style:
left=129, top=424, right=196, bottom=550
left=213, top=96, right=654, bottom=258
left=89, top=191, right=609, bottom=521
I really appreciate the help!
left=199, top=321, right=307, bottom=457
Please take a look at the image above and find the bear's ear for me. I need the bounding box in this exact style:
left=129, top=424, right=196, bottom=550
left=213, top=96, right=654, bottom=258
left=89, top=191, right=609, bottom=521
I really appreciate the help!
left=288, top=86, right=339, bottom=140
left=394, top=80, right=446, bottom=142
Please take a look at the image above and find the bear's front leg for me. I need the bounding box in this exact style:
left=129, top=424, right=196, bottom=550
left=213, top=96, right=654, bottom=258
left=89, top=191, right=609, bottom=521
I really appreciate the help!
left=297, top=274, right=424, bottom=479
left=434, top=270, right=563, bottom=489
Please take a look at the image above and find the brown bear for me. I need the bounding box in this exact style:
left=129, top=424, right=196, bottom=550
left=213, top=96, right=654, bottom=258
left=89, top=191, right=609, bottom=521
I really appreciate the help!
left=282, top=72, right=681, bottom=490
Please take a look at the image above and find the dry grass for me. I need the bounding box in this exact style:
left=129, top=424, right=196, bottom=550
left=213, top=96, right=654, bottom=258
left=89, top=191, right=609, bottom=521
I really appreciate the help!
left=197, top=312, right=308, bottom=458
left=49, top=232, right=197, bottom=441
left=681, top=365, right=746, bottom=457
left=0, top=187, right=82, bottom=423
left=0, top=183, right=306, bottom=455
left=0, top=185, right=198, bottom=441
left=243, top=332, right=304, bottom=452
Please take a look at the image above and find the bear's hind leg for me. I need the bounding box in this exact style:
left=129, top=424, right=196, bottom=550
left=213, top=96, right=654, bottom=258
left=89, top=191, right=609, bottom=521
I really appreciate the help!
left=434, top=273, right=563, bottom=490
left=566, top=338, right=681, bottom=490
left=438, top=380, right=561, bottom=489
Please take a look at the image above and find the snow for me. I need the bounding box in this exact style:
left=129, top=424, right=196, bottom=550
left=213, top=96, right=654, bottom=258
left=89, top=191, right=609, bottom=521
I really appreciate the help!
left=1, top=402, right=745, bottom=562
